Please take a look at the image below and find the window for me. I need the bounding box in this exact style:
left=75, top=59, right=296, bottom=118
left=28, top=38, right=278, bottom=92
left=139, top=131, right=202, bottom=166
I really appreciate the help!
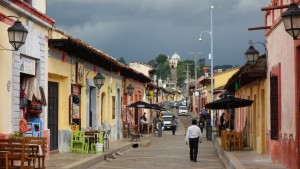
left=112, top=96, right=116, bottom=119
left=270, top=75, right=278, bottom=140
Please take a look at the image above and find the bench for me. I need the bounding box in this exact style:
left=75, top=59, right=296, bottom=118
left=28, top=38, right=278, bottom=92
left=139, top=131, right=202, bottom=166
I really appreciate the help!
left=0, top=138, right=35, bottom=169
left=24, top=137, right=47, bottom=169
left=129, top=128, right=142, bottom=142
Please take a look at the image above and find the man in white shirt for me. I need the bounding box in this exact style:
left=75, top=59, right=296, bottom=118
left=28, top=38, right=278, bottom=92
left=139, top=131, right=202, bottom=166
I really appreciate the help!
left=185, top=119, right=203, bottom=162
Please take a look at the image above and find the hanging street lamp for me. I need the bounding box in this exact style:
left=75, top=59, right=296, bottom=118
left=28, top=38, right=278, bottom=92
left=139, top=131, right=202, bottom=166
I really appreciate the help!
left=282, top=3, right=300, bottom=40
left=93, top=72, right=105, bottom=89
left=126, top=84, right=134, bottom=96
left=0, top=16, right=28, bottom=51
left=245, top=45, right=259, bottom=65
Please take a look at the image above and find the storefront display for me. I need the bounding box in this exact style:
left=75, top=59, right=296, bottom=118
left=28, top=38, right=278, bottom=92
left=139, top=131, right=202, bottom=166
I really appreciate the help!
left=70, top=85, right=81, bottom=128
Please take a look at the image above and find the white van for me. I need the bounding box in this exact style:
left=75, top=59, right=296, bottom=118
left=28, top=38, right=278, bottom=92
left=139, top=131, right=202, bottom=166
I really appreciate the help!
left=178, top=106, right=188, bottom=116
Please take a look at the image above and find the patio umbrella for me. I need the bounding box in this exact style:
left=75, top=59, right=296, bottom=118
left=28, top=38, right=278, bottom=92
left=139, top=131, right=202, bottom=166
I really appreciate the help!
left=205, top=96, right=253, bottom=110
left=127, top=101, right=150, bottom=108
left=148, top=104, right=165, bottom=111
left=205, top=95, right=253, bottom=132
left=127, top=101, right=165, bottom=111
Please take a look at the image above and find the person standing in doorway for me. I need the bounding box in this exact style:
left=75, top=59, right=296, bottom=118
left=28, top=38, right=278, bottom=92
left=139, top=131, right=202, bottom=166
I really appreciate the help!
left=170, top=116, right=178, bottom=135
left=185, top=119, right=203, bottom=162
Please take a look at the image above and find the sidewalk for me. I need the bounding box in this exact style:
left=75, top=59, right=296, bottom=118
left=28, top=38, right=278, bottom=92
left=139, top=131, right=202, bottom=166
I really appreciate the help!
left=194, top=111, right=288, bottom=169
left=45, top=135, right=152, bottom=169
left=213, top=136, right=287, bottom=169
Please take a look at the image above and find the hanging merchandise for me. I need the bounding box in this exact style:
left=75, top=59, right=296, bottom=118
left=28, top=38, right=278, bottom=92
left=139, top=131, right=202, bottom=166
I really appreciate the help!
left=22, top=77, right=41, bottom=101
left=27, top=100, right=43, bottom=114
left=19, top=111, right=30, bottom=134
left=20, top=86, right=27, bottom=109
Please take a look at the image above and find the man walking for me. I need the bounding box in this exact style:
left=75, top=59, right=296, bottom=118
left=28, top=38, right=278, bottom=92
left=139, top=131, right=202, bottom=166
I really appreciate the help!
left=185, top=119, right=202, bottom=162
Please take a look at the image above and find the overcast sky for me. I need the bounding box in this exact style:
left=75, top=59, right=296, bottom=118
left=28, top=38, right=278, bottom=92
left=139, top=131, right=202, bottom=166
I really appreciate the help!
left=46, top=0, right=269, bottom=66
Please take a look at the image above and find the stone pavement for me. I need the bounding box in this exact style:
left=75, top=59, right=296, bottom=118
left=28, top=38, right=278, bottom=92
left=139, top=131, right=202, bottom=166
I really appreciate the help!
left=45, top=112, right=288, bottom=169
left=45, top=135, right=151, bottom=169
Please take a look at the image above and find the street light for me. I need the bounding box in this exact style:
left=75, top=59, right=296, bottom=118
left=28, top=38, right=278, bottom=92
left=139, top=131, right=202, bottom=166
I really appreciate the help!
left=282, top=3, right=300, bottom=40
left=93, top=72, right=106, bottom=89
left=245, top=40, right=266, bottom=65
left=199, top=5, right=214, bottom=102
left=146, top=92, right=151, bottom=101
left=0, top=15, right=28, bottom=51
left=126, top=84, right=134, bottom=96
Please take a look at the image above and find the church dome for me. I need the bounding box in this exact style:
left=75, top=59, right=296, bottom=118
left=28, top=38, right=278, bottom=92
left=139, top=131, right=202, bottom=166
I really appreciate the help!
left=171, top=52, right=180, bottom=60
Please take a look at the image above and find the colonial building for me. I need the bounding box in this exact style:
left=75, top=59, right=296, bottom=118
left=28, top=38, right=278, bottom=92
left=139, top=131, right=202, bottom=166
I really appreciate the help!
left=0, top=0, right=54, bottom=142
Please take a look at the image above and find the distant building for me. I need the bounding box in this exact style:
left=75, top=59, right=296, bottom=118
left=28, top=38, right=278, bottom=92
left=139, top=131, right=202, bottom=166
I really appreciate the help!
left=169, top=52, right=180, bottom=82
left=129, top=62, right=154, bottom=78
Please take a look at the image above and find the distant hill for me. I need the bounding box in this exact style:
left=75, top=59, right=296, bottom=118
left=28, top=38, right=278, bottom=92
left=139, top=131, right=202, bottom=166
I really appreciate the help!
left=213, top=65, right=234, bottom=71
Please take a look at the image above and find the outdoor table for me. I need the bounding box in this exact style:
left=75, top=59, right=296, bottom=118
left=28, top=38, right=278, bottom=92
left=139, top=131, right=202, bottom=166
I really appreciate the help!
left=0, top=151, right=9, bottom=169
left=27, top=144, right=39, bottom=166
left=221, top=130, right=242, bottom=151
left=85, top=131, right=99, bottom=152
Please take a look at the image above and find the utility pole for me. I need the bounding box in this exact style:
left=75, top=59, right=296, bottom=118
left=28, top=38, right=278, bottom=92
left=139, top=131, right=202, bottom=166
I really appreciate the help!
left=183, top=64, right=192, bottom=108
left=189, top=52, right=201, bottom=112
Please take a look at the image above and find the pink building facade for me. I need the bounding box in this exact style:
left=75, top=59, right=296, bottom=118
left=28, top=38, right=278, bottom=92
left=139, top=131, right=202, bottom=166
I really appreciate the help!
left=253, top=1, right=300, bottom=168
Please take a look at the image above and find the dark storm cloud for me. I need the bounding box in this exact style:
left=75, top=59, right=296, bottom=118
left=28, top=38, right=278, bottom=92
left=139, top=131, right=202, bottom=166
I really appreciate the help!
left=47, top=0, right=268, bottom=66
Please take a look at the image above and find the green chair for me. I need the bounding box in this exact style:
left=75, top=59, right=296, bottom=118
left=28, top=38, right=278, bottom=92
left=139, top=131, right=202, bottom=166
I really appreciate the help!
left=70, top=130, right=85, bottom=153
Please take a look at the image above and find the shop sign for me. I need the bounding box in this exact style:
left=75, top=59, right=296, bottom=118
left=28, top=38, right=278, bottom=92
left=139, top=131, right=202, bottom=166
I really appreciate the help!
left=20, top=57, right=36, bottom=75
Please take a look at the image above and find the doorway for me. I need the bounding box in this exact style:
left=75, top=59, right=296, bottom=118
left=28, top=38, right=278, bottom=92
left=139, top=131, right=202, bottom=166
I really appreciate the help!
left=88, top=87, right=97, bottom=128
left=48, top=82, right=59, bottom=151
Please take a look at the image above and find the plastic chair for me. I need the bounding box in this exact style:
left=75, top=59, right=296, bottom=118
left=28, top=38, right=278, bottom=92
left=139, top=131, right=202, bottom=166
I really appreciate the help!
left=89, top=131, right=102, bottom=153
left=103, top=130, right=111, bottom=150
left=70, top=130, right=85, bottom=153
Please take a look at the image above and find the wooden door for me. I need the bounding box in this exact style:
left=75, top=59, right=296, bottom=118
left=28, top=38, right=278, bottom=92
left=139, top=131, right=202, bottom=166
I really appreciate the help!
left=48, top=82, right=59, bottom=151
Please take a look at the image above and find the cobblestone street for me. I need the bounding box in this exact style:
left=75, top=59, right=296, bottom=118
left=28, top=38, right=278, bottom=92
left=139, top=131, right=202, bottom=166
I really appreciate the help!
left=89, top=114, right=225, bottom=169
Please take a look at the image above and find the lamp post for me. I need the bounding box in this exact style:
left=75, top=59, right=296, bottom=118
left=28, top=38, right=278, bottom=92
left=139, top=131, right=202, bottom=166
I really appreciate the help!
left=282, top=3, right=300, bottom=40
left=0, top=15, right=28, bottom=51
left=199, top=5, right=214, bottom=102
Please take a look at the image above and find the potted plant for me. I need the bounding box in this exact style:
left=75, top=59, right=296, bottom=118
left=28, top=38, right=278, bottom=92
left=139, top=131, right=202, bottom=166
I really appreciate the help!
left=9, top=131, right=24, bottom=140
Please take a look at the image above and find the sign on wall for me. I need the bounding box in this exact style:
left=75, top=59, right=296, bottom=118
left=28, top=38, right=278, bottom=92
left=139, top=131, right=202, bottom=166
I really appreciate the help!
left=76, top=62, right=84, bottom=85
left=20, top=57, right=36, bottom=75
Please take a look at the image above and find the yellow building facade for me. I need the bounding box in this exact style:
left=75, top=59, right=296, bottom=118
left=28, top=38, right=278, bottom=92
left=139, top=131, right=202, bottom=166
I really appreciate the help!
left=0, top=0, right=54, bottom=140
left=224, top=56, right=267, bottom=154
left=48, top=29, right=125, bottom=151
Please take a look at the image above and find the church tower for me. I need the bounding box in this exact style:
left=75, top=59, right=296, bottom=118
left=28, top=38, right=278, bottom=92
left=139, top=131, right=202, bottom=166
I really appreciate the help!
left=169, top=52, right=180, bottom=82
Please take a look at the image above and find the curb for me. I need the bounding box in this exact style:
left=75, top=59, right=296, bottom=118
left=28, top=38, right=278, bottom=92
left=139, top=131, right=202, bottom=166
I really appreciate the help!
left=63, top=138, right=151, bottom=169
left=212, top=135, right=245, bottom=169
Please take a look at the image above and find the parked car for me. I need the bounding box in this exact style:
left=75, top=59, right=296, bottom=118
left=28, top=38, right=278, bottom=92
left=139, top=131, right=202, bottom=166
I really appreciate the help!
left=162, top=115, right=173, bottom=130
left=174, top=101, right=183, bottom=109
left=178, top=106, right=188, bottom=116
left=161, top=110, right=173, bottom=116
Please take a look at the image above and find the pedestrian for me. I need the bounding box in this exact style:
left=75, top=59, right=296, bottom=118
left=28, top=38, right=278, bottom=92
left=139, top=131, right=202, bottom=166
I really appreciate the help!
left=142, top=112, right=147, bottom=121
left=198, top=117, right=205, bottom=133
left=220, top=112, right=225, bottom=130
left=170, top=115, right=178, bottom=135
left=185, top=119, right=203, bottom=162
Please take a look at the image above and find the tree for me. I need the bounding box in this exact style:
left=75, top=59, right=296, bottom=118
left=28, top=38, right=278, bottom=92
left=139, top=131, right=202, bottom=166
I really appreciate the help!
left=118, top=57, right=127, bottom=65
left=147, top=54, right=170, bottom=80
left=198, top=58, right=206, bottom=76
